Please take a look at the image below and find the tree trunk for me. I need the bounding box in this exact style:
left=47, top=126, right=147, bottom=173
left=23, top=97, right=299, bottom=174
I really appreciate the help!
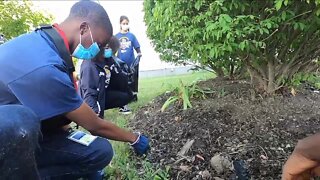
left=247, top=67, right=267, bottom=91
left=267, top=60, right=276, bottom=94
left=209, top=64, right=225, bottom=77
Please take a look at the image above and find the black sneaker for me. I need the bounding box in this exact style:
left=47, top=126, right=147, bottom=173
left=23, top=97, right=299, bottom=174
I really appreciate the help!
left=132, top=94, right=138, bottom=102
left=119, top=105, right=132, bottom=114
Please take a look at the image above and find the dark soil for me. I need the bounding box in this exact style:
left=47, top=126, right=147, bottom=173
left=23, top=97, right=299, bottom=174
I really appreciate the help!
left=130, top=78, right=320, bottom=180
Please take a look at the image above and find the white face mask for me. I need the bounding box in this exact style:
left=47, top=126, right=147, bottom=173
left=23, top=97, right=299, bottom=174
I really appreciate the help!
left=121, top=24, right=130, bottom=31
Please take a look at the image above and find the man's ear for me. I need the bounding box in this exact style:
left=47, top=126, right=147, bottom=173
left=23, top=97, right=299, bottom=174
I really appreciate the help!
left=79, top=22, right=89, bottom=35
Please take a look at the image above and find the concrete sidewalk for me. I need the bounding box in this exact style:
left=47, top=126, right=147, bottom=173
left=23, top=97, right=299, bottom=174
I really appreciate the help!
left=139, top=66, right=195, bottom=78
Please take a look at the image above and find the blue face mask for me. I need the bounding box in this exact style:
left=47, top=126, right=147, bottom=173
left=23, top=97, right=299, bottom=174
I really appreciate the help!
left=104, top=48, right=112, bottom=58
left=72, top=27, right=100, bottom=60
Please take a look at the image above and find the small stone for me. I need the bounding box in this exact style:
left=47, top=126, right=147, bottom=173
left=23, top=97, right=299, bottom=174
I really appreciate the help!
left=210, top=154, right=232, bottom=174
left=199, top=170, right=211, bottom=179
left=179, top=165, right=191, bottom=172
left=285, top=144, right=291, bottom=148
left=175, top=116, right=182, bottom=122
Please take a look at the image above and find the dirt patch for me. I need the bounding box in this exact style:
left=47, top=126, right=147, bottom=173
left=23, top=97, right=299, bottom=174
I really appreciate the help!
left=130, top=79, right=320, bottom=179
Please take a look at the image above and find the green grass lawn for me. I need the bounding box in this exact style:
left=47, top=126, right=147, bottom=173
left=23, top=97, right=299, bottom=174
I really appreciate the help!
left=104, top=71, right=214, bottom=180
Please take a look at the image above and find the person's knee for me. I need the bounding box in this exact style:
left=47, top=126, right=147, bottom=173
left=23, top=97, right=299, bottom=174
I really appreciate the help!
left=0, top=105, right=40, bottom=145
left=86, top=137, right=114, bottom=170
left=0, top=105, right=40, bottom=178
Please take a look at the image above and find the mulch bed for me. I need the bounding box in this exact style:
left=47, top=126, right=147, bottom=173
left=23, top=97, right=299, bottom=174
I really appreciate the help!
left=130, top=79, right=320, bottom=179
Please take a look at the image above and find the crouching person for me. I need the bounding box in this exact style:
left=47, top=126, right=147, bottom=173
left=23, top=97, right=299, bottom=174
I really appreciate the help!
left=0, top=1, right=149, bottom=179
left=79, top=36, right=134, bottom=118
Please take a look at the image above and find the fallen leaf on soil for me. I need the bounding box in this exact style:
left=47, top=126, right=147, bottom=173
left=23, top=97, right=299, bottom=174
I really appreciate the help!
left=177, top=139, right=194, bottom=157
left=196, top=154, right=205, bottom=161
left=174, top=155, right=194, bottom=164
left=291, top=88, right=296, bottom=96
left=260, top=154, right=268, bottom=160
left=174, top=116, right=182, bottom=122
left=179, top=165, right=191, bottom=172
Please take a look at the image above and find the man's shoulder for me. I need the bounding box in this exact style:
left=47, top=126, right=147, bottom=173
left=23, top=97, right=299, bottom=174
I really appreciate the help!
left=0, top=31, right=65, bottom=84
left=8, top=65, right=68, bottom=85
left=9, top=66, right=82, bottom=121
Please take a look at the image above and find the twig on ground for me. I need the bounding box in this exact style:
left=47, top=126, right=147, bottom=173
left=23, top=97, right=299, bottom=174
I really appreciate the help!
left=177, top=139, right=195, bottom=157
left=258, top=145, right=268, bottom=159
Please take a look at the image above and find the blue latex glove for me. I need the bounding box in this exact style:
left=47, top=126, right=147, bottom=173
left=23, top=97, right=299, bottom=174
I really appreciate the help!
left=130, top=133, right=150, bottom=155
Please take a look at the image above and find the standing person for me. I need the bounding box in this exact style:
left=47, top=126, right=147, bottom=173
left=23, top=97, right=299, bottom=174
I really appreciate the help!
left=115, top=15, right=142, bottom=113
left=0, top=1, right=149, bottom=179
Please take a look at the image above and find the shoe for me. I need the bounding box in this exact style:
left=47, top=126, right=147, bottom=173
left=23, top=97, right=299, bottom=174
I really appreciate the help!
left=132, top=94, right=138, bottom=102
left=119, top=105, right=132, bottom=114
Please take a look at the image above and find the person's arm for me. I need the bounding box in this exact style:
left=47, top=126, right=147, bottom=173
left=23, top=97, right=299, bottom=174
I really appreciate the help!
left=131, top=34, right=141, bottom=56
left=9, top=65, right=149, bottom=154
left=282, top=134, right=320, bottom=179
left=79, top=61, right=100, bottom=114
left=66, top=102, right=136, bottom=142
left=135, top=47, right=141, bottom=55
left=66, top=102, right=150, bottom=155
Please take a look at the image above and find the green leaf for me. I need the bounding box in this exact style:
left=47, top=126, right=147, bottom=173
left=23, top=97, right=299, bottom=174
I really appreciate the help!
left=275, top=0, right=283, bottom=11
left=161, top=96, right=179, bottom=112
left=263, top=28, right=270, bottom=34
left=195, top=0, right=202, bottom=10
left=316, top=8, right=320, bottom=16
left=266, top=22, right=272, bottom=29
left=259, top=28, right=264, bottom=35
left=239, top=41, right=246, bottom=51
left=281, top=11, right=287, bottom=21
left=209, top=48, right=216, bottom=57
left=222, top=14, right=232, bottom=23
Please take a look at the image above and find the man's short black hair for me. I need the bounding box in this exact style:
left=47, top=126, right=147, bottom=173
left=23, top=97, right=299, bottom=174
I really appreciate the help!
left=68, top=0, right=113, bottom=35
